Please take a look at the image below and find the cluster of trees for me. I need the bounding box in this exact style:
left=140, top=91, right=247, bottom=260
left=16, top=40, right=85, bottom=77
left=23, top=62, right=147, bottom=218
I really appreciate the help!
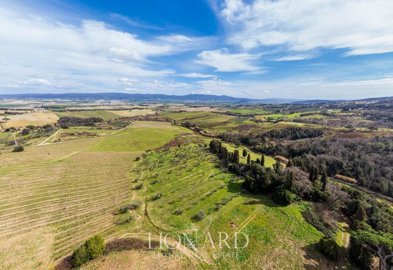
left=263, top=127, right=323, bottom=140
left=258, top=136, right=393, bottom=198
left=57, top=116, right=103, bottom=128
left=71, top=235, right=105, bottom=267
left=209, top=140, right=328, bottom=205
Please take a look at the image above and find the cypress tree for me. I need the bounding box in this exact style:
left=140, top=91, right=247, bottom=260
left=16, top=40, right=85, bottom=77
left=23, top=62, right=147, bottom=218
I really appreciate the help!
left=321, top=169, right=328, bottom=191
left=242, top=149, right=247, bottom=157
left=309, top=168, right=315, bottom=182
left=247, top=154, right=251, bottom=165
left=234, top=150, right=240, bottom=164
left=261, top=154, right=265, bottom=167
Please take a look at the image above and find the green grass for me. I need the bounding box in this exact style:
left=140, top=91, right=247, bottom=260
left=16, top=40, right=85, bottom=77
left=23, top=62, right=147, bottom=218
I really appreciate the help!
left=91, top=122, right=190, bottom=152
left=162, top=111, right=236, bottom=134
left=222, top=142, right=276, bottom=168
left=135, top=143, right=324, bottom=269
left=55, top=110, right=121, bottom=121
left=227, top=108, right=268, bottom=115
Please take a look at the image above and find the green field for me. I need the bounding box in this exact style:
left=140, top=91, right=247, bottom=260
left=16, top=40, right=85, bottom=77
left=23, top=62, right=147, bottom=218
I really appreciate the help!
left=162, top=111, right=237, bottom=134
left=55, top=110, right=121, bottom=121
left=91, top=121, right=190, bottom=152
left=227, top=108, right=268, bottom=115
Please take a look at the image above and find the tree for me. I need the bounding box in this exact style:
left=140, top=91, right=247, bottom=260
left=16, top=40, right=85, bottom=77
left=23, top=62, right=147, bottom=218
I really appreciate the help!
left=287, top=158, right=293, bottom=167
left=233, top=150, right=240, bottom=164
left=273, top=161, right=281, bottom=173
left=71, top=235, right=105, bottom=267
left=319, top=236, right=339, bottom=260
left=247, top=154, right=251, bottom=165
left=286, top=172, right=294, bottom=191
left=242, top=149, right=247, bottom=157
left=321, top=168, right=328, bottom=191
left=353, top=203, right=368, bottom=230
left=261, top=154, right=265, bottom=167
left=350, top=230, right=393, bottom=270
left=309, top=169, right=314, bottom=182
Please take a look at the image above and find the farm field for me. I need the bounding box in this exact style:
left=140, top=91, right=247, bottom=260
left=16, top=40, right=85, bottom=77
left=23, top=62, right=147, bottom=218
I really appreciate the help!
left=0, top=121, right=187, bottom=270
left=162, top=111, right=237, bottom=134
left=227, top=108, right=268, bottom=115
left=1, top=111, right=59, bottom=129
left=91, top=121, right=191, bottom=152
left=55, top=110, right=121, bottom=121
left=43, top=127, right=116, bottom=144
left=109, top=109, right=156, bottom=117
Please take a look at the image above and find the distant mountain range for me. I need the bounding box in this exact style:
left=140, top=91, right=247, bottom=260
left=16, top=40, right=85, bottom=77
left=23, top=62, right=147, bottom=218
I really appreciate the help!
left=0, top=92, right=392, bottom=105
left=0, top=93, right=297, bottom=104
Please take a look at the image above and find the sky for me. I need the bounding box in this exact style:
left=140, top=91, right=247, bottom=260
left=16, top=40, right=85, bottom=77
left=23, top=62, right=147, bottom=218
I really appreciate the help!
left=1, top=0, right=393, bottom=99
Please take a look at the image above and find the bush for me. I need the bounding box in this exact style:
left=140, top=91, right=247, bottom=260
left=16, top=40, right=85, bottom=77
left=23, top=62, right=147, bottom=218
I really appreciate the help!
left=151, top=193, right=162, bottom=201
left=191, top=210, right=205, bottom=222
left=12, top=145, right=24, bottom=152
left=85, top=235, right=105, bottom=259
left=71, top=235, right=105, bottom=267
left=118, top=202, right=140, bottom=214
left=132, top=183, right=143, bottom=190
left=319, top=236, right=339, bottom=260
left=71, top=245, right=88, bottom=267
left=273, top=186, right=297, bottom=205
left=173, top=209, right=183, bottom=215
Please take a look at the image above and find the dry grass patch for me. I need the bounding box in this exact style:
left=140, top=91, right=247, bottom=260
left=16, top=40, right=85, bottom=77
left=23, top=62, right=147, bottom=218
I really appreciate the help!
left=2, top=111, right=58, bottom=129
left=110, top=109, right=156, bottom=117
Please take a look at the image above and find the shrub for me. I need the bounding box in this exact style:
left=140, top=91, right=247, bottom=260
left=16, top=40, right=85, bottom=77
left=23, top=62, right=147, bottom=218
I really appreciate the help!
left=132, top=183, right=143, bottom=190
left=71, top=235, right=105, bottom=267
left=191, top=210, right=205, bottom=222
left=71, top=245, right=88, bottom=267
left=319, top=236, right=339, bottom=260
left=151, top=193, right=162, bottom=201
left=85, top=235, right=105, bottom=260
left=117, top=201, right=141, bottom=214
left=273, top=186, right=297, bottom=205
left=12, top=145, right=24, bottom=152
left=173, top=209, right=183, bottom=215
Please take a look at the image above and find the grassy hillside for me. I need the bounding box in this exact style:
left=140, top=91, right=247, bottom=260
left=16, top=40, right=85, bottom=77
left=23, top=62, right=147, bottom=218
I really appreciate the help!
left=91, top=121, right=190, bottom=152
left=125, top=143, right=326, bottom=270
left=0, top=121, right=186, bottom=270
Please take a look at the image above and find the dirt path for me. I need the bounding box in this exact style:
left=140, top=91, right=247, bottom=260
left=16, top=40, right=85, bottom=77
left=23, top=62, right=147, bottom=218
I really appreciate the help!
left=37, top=129, right=61, bottom=146
left=12, top=133, right=18, bottom=146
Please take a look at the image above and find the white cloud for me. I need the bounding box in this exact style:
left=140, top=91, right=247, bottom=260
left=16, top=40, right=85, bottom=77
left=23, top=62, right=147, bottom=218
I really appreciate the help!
left=196, top=49, right=262, bottom=72
left=119, top=77, right=139, bottom=86
left=0, top=5, right=201, bottom=93
left=25, top=78, right=51, bottom=86
left=274, top=54, right=315, bottom=62
left=221, top=0, right=393, bottom=55
left=179, top=73, right=217, bottom=79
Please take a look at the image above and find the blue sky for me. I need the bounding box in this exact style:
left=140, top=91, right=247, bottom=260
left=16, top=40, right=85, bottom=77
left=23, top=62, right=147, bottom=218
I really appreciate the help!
left=1, top=0, right=393, bottom=99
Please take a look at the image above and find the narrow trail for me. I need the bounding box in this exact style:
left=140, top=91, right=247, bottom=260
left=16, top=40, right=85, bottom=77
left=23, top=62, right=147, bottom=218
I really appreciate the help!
left=12, top=133, right=18, bottom=146
left=37, top=129, right=61, bottom=146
